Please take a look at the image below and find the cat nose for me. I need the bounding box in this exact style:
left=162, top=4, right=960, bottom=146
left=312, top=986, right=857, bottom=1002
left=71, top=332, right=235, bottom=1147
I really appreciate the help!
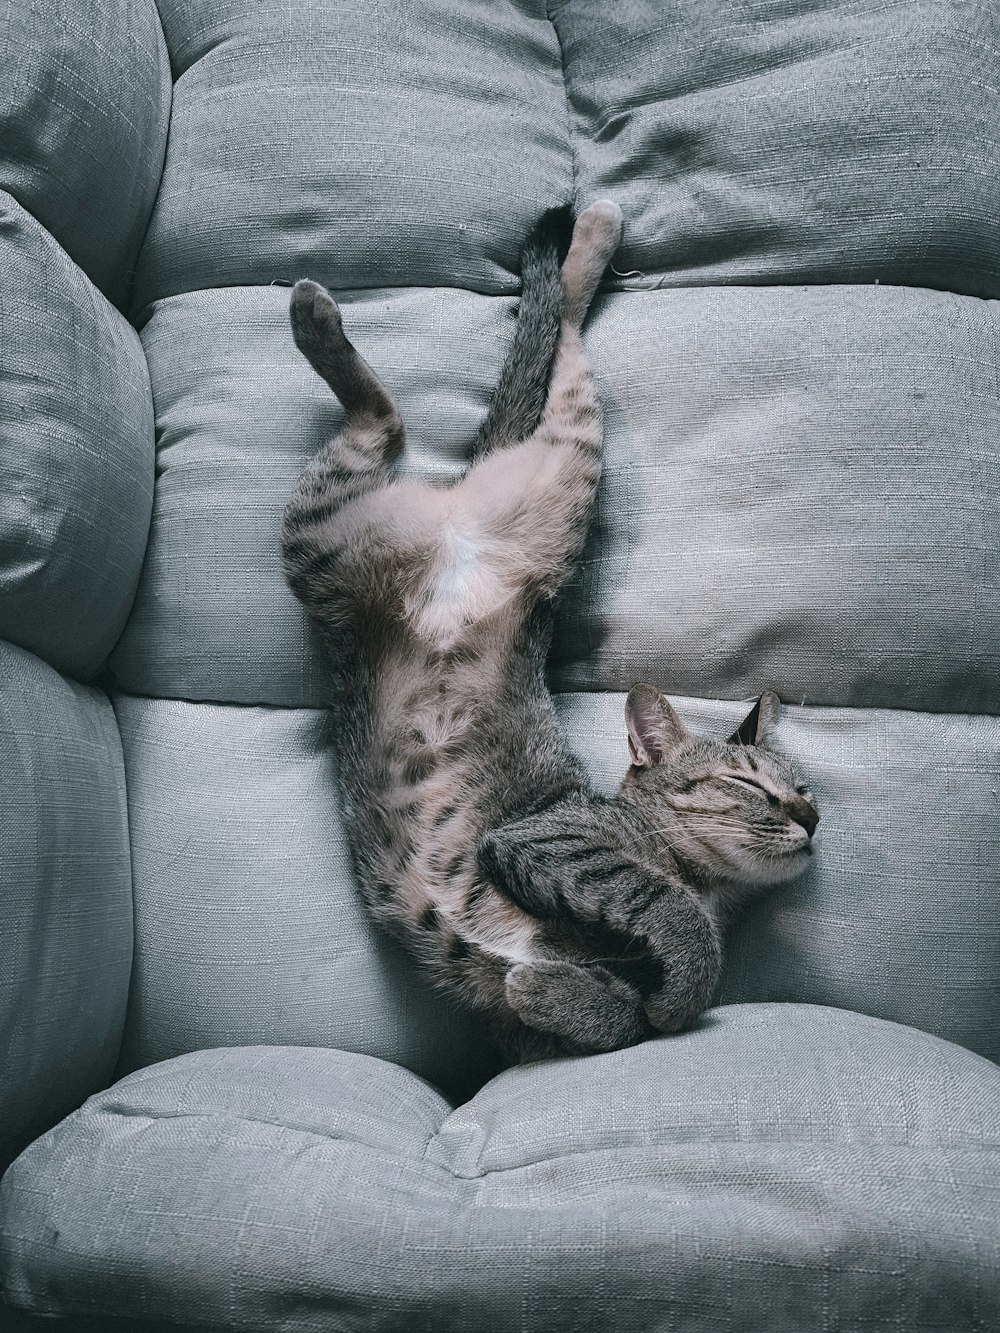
left=787, top=797, right=819, bottom=839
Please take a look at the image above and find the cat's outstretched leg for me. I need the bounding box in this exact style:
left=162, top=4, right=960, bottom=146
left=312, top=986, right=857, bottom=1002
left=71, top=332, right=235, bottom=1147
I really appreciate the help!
left=455, top=201, right=623, bottom=604
left=504, top=959, right=649, bottom=1054
left=289, top=280, right=402, bottom=433
left=471, top=207, right=571, bottom=459
left=283, top=280, right=406, bottom=612
left=560, top=199, right=624, bottom=333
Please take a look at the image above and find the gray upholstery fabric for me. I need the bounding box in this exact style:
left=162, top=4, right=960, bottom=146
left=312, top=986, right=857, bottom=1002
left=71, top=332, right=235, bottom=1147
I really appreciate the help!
left=133, top=0, right=569, bottom=314
left=2, top=1006, right=998, bottom=1331
left=0, top=193, right=155, bottom=680
left=110, top=282, right=1000, bottom=713
left=555, top=284, right=1000, bottom=712
left=1, top=0, right=998, bottom=1327
left=109, top=689, right=1000, bottom=1081
left=0, top=642, right=133, bottom=1173
left=112, top=693, right=502, bottom=1103
left=0, top=0, right=170, bottom=308
left=555, top=0, right=1000, bottom=298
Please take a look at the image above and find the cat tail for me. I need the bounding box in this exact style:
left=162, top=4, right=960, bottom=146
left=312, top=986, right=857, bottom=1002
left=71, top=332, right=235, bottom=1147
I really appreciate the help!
left=471, top=205, right=573, bottom=458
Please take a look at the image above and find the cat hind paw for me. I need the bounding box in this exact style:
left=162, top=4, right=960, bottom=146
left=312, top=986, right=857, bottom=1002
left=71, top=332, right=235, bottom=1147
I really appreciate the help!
left=290, top=279, right=344, bottom=359
left=573, top=199, right=623, bottom=261
left=506, top=960, right=646, bottom=1054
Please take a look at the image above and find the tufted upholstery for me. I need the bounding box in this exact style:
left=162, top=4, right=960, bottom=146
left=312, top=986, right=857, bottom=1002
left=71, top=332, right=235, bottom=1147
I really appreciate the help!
left=1, top=1, right=998, bottom=1329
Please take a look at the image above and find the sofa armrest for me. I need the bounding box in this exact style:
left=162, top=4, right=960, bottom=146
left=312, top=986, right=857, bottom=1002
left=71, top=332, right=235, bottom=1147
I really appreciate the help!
left=0, top=642, right=133, bottom=1173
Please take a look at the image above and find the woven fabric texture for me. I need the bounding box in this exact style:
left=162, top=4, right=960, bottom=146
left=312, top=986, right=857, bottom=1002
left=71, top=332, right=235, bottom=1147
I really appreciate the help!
left=132, top=0, right=569, bottom=315
left=112, top=693, right=503, bottom=1103
left=554, top=0, right=1000, bottom=297
left=110, top=282, right=1000, bottom=713
left=0, top=0, right=170, bottom=308
left=2, top=1006, right=998, bottom=1331
left=0, top=193, right=155, bottom=680
left=0, top=642, right=133, bottom=1174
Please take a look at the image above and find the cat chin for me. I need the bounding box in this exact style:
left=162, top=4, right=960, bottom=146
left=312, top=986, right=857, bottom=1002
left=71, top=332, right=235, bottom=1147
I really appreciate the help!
left=754, top=845, right=814, bottom=885
left=713, top=843, right=813, bottom=889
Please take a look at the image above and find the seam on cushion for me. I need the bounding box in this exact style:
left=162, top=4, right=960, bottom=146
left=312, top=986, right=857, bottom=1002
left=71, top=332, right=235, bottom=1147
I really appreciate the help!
left=128, top=279, right=1000, bottom=330
left=131, top=278, right=527, bottom=324
left=96, top=1104, right=446, bottom=1160
left=126, top=6, right=174, bottom=332
left=105, top=684, right=1000, bottom=724
left=426, top=1135, right=1000, bottom=1185
left=544, top=0, right=577, bottom=205
left=108, top=692, right=142, bottom=1086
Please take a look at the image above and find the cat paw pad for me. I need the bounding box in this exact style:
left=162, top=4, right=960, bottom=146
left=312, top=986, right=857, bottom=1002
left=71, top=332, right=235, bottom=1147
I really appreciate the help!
left=574, top=199, right=623, bottom=253
left=290, top=279, right=343, bottom=354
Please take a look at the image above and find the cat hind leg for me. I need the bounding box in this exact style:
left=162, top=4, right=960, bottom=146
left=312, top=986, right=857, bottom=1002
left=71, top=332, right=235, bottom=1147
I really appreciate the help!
left=284, top=282, right=408, bottom=609
left=561, top=200, right=623, bottom=331
left=505, top=959, right=649, bottom=1055
left=290, top=280, right=401, bottom=427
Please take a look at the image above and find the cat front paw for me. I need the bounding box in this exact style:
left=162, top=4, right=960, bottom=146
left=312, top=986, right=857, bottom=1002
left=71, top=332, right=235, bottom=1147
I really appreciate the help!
left=644, top=985, right=708, bottom=1036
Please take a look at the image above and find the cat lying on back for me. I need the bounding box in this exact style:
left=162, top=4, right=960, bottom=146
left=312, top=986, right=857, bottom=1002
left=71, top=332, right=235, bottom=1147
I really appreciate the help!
left=282, top=202, right=819, bottom=1061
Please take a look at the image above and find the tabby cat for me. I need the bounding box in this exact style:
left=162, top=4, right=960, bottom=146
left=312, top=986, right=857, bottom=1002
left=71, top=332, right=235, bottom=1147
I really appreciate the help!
left=282, top=202, right=818, bottom=1061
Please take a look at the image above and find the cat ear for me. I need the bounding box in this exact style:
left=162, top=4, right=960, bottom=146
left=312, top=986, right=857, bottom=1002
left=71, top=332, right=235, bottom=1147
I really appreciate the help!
left=625, top=683, right=688, bottom=767
left=728, top=691, right=781, bottom=746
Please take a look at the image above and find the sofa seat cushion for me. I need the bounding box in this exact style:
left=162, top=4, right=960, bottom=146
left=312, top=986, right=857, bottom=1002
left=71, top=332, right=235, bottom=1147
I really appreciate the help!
left=2, top=1004, right=998, bottom=1333
left=109, top=282, right=1000, bottom=715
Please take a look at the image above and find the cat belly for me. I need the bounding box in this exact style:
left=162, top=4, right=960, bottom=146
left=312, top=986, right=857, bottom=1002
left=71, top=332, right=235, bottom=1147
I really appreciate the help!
left=398, top=794, right=541, bottom=967
left=360, top=752, right=540, bottom=970
left=410, top=523, right=514, bottom=645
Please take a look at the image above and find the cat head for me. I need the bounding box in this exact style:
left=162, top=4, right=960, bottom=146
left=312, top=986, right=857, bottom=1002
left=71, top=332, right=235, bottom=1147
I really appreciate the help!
left=621, top=683, right=818, bottom=888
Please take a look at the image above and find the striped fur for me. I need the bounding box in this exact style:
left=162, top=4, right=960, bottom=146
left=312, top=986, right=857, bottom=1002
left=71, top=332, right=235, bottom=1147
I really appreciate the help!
left=282, top=203, right=819, bottom=1062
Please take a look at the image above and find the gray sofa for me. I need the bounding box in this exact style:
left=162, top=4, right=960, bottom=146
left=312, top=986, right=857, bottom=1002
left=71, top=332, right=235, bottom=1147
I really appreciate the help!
left=1, top=1, right=998, bottom=1329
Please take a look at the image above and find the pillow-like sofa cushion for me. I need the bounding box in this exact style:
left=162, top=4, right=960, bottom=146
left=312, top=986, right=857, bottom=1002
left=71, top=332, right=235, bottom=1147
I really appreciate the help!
left=0, top=0, right=170, bottom=308
left=132, top=0, right=568, bottom=314
left=557, top=0, right=1000, bottom=297
left=2, top=1005, right=997, bottom=1331
left=0, top=641, right=133, bottom=1172
left=0, top=194, right=154, bottom=679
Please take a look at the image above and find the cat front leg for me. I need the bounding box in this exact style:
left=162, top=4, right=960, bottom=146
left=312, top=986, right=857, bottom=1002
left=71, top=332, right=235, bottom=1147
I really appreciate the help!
left=285, top=281, right=404, bottom=515
left=290, top=280, right=401, bottom=425
left=633, top=893, right=723, bottom=1034
left=481, top=809, right=723, bottom=1036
